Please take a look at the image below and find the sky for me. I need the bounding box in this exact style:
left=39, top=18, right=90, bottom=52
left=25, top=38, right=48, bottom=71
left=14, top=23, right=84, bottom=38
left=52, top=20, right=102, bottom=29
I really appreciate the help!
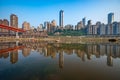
left=0, top=0, right=120, bottom=28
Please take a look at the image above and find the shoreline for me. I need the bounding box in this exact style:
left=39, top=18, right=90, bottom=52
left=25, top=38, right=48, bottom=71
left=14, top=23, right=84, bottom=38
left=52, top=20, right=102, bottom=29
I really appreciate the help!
left=0, top=36, right=120, bottom=43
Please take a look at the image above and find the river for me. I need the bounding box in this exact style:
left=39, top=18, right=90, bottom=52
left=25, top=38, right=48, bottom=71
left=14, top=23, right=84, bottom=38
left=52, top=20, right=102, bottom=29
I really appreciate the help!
left=0, top=42, right=120, bottom=80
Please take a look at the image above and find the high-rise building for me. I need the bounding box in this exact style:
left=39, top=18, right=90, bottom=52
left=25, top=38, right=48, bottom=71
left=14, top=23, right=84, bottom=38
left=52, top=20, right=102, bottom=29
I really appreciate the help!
left=96, top=22, right=101, bottom=35
left=10, top=14, right=18, bottom=35
left=112, top=22, right=120, bottom=35
left=99, top=23, right=106, bottom=35
left=59, top=10, right=64, bottom=28
left=64, top=24, right=73, bottom=30
left=76, top=21, right=83, bottom=30
left=87, top=20, right=92, bottom=35
left=46, top=22, right=51, bottom=33
left=2, top=19, right=9, bottom=25
left=51, top=20, right=57, bottom=27
left=44, top=21, right=48, bottom=31
left=22, top=21, right=30, bottom=30
left=117, top=22, right=120, bottom=35
left=0, top=19, right=2, bottom=24
left=108, top=13, right=114, bottom=24
left=38, top=24, right=43, bottom=31
left=107, top=24, right=113, bottom=35
left=51, top=20, right=57, bottom=33
left=2, top=19, right=9, bottom=26
left=2, top=19, right=9, bottom=32
left=113, top=22, right=118, bottom=35
left=88, top=20, right=92, bottom=25
left=92, top=25, right=97, bottom=35
left=40, top=24, right=44, bottom=29
left=0, top=19, right=9, bottom=33
left=82, top=17, right=86, bottom=27
left=10, top=14, right=18, bottom=28
left=37, top=26, right=41, bottom=32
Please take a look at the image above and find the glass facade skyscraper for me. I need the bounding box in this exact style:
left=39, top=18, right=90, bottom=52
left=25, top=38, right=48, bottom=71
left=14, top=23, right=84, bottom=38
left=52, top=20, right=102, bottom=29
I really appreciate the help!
left=108, top=13, right=114, bottom=24
left=59, top=10, right=64, bottom=28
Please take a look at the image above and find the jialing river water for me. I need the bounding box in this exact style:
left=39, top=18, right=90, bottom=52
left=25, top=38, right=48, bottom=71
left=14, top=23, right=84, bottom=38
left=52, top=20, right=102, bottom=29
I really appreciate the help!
left=0, top=42, right=120, bottom=80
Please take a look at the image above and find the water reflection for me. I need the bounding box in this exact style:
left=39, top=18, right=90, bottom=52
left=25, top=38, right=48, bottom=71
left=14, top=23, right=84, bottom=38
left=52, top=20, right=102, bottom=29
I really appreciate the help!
left=0, top=42, right=24, bottom=64
left=0, top=42, right=120, bottom=67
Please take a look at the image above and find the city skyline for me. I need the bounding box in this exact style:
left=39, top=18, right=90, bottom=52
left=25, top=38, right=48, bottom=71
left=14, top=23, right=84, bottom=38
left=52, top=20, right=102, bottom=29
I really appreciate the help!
left=0, top=0, right=120, bottom=28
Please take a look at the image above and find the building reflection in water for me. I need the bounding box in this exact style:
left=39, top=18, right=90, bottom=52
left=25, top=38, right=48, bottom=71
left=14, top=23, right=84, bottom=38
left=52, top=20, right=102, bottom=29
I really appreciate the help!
left=10, top=51, right=18, bottom=64
left=75, top=49, right=85, bottom=62
left=86, top=44, right=92, bottom=60
left=22, top=47, right=31, bottom=57
left=0, top=52, right=9, bottom=59
left=59, top=51, right=64, bottom=69
left=0, top=42, right=21, bottom=64
left=0, top=42, right=120, bottom=68
left=107, top=54, right=113, bottom=67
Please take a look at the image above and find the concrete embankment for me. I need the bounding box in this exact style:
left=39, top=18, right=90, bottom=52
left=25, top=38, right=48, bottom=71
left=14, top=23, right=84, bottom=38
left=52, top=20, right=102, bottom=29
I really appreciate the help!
left=47, top=36, right=120, bottom=43
left=0, top=36, right=119, bottom=43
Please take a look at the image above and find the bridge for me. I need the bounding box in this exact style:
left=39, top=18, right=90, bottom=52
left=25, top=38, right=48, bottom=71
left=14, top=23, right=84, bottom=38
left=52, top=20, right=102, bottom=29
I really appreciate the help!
left=0, top=46, right=25, bottom=54
left=0, top=24, right=25, bottom=32
left=0, top=24, right=48, bottom=38
left=0, top=24, right=26, bottom=38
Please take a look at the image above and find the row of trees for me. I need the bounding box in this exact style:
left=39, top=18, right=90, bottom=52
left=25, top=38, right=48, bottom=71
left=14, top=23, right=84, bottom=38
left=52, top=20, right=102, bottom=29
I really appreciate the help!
left=48, top=29, right=86, bottom=36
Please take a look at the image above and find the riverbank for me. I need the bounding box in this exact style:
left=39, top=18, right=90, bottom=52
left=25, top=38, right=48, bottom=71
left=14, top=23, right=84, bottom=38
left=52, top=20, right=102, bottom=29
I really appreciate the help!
left=0, top=36, right=120, bottom=43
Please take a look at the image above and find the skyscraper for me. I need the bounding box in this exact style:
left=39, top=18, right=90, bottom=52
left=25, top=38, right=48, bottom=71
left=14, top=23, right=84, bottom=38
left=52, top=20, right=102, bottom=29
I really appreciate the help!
left=0, top=19, right=9, bottom=33
left=2, top=19, right=9, bottom=32
left=59, top=10, right=64, bottom=28
left=44, top=21, right=48, bottom=31
left=108, top=13, right=114, bottom=24
left=46, top=22, right=51, bottom=33
left=39, top=24, right=43, bottom=31
left=51, top=20, right=57, bottom=33
left=87, top=20, right=92, bottom=35
left=92, top=25, right=97, bottom=35
left=118, top=22, right=120, bottom=35
left=10, top=14, right=18, bottom=28
left=10, top=14, right=18, bottom=36
left=76, top=21, right=83, bottom=30
left=82, top=17, right=86, bottom=27
left=51, top=20, right=57, bottom=27
left=99, top=23, right=106, bottom=35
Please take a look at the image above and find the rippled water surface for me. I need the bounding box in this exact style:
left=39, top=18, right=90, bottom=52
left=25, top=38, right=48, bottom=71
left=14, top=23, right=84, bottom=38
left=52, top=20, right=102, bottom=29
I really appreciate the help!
left=0, top=42, right=120, bottom=80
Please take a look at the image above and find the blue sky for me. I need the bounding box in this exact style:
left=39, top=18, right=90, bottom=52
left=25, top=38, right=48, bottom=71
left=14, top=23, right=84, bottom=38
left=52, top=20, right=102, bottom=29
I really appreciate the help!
left=0, top=0, right=120, bottom=28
